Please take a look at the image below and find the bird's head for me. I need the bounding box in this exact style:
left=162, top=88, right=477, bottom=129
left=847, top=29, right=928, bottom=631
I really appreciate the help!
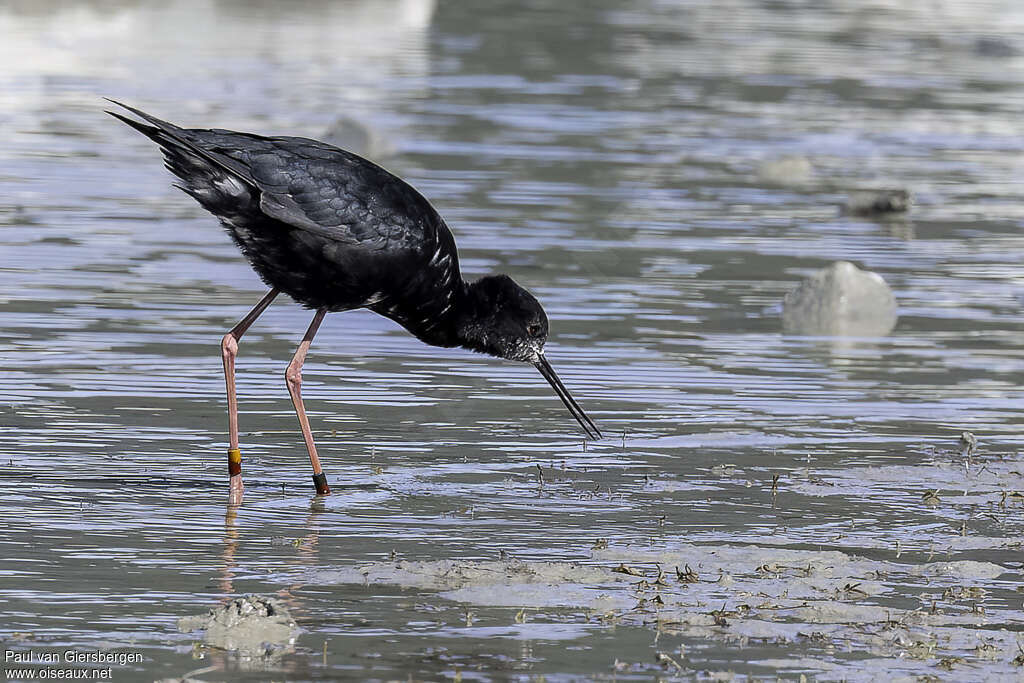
left=457, top=274, right=601, bottom=440
left=458, top=274, right=548, bottom=363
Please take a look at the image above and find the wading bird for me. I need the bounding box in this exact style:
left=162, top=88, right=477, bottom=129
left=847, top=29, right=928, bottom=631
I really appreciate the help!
left=107, top=100, right=600, bottom=501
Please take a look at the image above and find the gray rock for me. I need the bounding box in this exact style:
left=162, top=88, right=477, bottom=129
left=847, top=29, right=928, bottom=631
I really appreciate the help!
left=845, top=189, right=910, bottom=216
left=322, top=116, right=393, bottom=160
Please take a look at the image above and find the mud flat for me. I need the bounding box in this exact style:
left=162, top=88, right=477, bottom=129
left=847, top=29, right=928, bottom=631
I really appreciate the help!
left=302, top=545, right=1021, bottom=679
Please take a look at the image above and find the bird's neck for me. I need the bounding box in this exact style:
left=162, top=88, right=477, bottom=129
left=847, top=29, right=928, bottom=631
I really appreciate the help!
left=375, top=280, right=471, bottom=350
left=451, top=280, right=493, bottom=355
left=378, top=280, right=497, bottom=355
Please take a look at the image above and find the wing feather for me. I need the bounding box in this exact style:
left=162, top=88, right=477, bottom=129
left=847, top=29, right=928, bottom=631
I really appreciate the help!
left=108, top=100, right=446, bottom=255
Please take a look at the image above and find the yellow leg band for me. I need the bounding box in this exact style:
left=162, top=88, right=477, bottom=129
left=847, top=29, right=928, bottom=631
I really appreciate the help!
left=228, top=448, right=242, bottom=476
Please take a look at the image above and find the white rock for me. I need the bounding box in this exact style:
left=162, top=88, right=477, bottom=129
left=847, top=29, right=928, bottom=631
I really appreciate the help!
left=782, top=261, right=897, bottom=336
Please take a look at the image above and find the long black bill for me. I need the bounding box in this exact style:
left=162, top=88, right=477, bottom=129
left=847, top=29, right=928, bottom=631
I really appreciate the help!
left=534, top=355, right=602, bottom=440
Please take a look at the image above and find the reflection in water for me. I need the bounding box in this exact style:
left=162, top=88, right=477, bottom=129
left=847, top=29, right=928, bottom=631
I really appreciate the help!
left=219, top=504, right=241, bottom=596
left=219, top=500, right=324, bottom=599
left=187, top=500, right=324, bottom=677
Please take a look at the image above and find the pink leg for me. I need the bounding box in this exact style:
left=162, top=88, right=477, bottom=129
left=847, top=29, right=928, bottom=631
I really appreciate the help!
left=221, top=288, right=279, bottom=503
left=285, top=308, right=331, bottom=495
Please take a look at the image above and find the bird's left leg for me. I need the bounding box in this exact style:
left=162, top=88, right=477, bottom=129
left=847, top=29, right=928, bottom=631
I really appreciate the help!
left=222, top=288, right=279, bottom=504
left=285, top=308, right=331, bottom=495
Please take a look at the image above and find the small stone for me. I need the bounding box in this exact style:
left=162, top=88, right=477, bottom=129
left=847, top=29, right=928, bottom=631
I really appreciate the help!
left=758, top=156, right=813, bottom=186
left=845, top=189, right=910, bottom=216
left=973, top=36, right=1019, bottom=58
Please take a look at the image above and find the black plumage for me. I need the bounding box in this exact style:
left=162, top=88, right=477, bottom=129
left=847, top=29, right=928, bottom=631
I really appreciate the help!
left=108, top=99, right=600, bottom=497
left=110, top=104, right=462, bottom=346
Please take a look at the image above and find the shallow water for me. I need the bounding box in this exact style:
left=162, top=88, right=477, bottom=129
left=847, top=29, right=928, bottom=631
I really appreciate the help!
left=3, top=0, right=1024, bottom=680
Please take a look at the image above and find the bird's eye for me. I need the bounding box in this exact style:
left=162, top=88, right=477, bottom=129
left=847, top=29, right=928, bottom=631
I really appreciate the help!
left=527, top=323, right=542, bottom=338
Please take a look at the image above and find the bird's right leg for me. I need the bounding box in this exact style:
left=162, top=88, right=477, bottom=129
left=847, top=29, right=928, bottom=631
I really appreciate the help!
left=221, top=288, right=279, bottom=503
left=285, top=308, right=331, bottom=496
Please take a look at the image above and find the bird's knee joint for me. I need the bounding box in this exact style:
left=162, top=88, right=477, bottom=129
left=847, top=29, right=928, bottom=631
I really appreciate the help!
left=285, top=365, right=302, bottom=388
left=221, top=333, right=239, bottom=358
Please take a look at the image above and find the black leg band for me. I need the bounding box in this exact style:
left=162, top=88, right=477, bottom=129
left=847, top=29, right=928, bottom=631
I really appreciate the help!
left=312, top=472, right=331, bottom=495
